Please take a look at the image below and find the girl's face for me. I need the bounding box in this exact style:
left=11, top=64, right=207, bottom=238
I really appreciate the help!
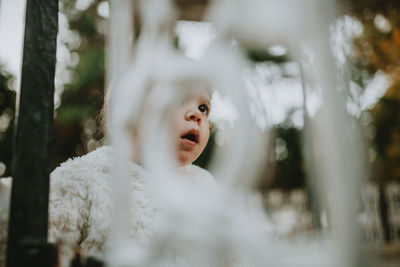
left=172, top=89, right=211, bottom=166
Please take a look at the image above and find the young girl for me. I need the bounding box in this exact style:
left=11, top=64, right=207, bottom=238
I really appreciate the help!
left=0, top=81, right=217, bottom=265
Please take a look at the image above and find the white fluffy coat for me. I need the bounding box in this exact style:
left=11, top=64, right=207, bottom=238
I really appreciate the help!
left=0, top=146, right=217, bottom=266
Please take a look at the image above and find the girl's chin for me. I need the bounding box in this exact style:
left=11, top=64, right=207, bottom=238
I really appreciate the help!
left=177, top=152, right=196, bottom=166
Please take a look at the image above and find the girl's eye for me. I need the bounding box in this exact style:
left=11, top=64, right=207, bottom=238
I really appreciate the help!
left=198, top=104, right=209, bottom=115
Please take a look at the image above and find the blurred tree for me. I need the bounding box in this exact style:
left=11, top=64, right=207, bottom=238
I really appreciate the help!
left=0, top=65, right=16, bottom=177
left=56, top=0, right=400, bottom=191
left=270, top=122, right=305, bottom=190
left=52, top=0, right=105, bottom=169
left=351, top=7, right=400, bottom=183
left=341, top=0, right=400, bottom=14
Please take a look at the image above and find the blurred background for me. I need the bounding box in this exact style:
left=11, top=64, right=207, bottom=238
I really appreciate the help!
left=0, top=0, right=400, bottom=264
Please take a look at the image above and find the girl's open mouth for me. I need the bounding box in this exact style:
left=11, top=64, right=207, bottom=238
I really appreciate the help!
left=181, top=129, right=199, bottom=145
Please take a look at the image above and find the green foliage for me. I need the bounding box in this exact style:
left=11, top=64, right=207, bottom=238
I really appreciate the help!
left=57, top=103, right=96, bottom=123
left=70, top=11, right=98, bottom=37
left=52, top=0, right=105, bottom=168
left=67, top=49, right=104, bottom=91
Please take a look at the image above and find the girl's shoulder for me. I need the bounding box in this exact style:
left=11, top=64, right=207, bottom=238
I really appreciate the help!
left=50, top=146, right=112, bottom=182
left=49, top=146, right=114, bottom=199
left=50, top=146, right=150, bottom=189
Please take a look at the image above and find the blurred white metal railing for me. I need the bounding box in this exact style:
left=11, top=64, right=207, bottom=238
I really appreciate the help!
left=105, top=1, right=365, bottom=266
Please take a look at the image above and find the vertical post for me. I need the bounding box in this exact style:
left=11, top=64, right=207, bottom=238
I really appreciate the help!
left=6, top=0, right=58, bottom=267
left=305, top=1, right=362, bottom=266
left=106, top=0, right=133, bottom=89
left=299, top=66, right=322, bottom=231
left=106, top=1, right=134, bottom=264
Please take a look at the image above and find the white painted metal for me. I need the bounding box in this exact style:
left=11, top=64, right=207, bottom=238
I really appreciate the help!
left=105, top=0, right=364, bottom=266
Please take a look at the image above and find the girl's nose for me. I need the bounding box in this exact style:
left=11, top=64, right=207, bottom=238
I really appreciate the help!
left=185, top=109, right=202, bottom=124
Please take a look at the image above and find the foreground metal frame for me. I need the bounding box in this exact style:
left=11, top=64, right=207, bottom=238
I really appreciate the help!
left=6, top=0, right=58, bottom=266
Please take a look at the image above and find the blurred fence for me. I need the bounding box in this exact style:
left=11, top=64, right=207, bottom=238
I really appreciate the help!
left=263, top=182, right=400, bottom=244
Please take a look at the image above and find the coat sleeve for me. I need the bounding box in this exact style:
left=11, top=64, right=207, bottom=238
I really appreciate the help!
left=0, top=162, right=91, bottom=267
left=48, top=164, right=90, bottom=246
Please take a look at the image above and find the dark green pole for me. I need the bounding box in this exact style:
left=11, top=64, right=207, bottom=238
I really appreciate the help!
left=6, top=0, right=58, bottom=267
